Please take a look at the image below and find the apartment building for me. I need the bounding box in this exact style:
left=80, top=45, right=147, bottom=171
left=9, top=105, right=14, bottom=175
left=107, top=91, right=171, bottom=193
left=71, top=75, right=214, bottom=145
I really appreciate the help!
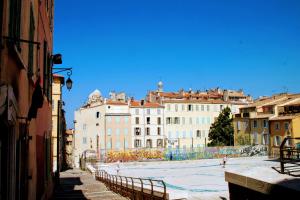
left=164, top=99, right=237, bottom=148
left=233, top=93, right=300, bottom=151
left=130, top=100, right=164, bottom=149
left=269, top=98, right=300, bottom=157
left=0, top=0, right=56, bottom=199
left=74, top=90, right=132, bottom=166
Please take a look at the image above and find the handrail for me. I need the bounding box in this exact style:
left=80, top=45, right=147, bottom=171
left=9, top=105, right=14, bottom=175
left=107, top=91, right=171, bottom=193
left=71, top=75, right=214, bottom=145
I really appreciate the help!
left=96, top=169, right=168, bottom=199
left=279, top=137, right=300, bottom=175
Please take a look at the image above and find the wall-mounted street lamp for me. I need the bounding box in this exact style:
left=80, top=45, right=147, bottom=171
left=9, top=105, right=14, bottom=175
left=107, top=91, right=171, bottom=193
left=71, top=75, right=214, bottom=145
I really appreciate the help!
left=51, top=53, right=73, bottom=91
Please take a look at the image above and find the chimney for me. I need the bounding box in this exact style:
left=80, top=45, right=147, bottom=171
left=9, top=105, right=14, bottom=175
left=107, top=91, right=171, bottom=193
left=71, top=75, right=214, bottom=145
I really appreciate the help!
left=141, top=100, right=144, bottom=106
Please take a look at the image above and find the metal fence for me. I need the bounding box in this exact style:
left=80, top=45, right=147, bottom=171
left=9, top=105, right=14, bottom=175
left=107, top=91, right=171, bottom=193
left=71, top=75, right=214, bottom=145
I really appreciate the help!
left=96, top=170, right=168, bottom=200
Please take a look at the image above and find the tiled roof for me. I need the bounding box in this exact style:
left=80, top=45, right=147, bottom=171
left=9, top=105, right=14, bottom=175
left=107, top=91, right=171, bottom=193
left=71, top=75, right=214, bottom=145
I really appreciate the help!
left=130, top=100, right=163, bottom=108
left=106, top=100, right=128, bottom=105
left=162, top=99, right=227, bottom=104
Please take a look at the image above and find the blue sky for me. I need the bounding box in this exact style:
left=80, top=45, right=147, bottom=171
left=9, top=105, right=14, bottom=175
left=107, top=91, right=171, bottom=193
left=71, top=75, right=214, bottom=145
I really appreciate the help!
left=54, top=0, right=300, bottom=128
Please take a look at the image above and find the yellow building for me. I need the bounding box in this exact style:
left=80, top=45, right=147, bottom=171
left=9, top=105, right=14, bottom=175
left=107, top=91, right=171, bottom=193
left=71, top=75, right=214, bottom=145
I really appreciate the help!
left=51, top=75, right=65, bottom=173
left=234, top=94, right=300, bottom=147
left=269, top=99, right=300, bottom=157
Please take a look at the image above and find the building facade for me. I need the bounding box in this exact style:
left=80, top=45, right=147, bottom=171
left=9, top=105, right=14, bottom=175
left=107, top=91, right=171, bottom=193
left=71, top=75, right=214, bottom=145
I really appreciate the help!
left=130, top=100, right=164, bottom=149
left=0, top=0, right=55, bottom=199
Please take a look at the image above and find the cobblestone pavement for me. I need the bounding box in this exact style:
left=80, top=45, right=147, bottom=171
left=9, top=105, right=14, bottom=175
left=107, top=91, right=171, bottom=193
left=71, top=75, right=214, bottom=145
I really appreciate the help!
left=53, top=169, right=127, bottom=200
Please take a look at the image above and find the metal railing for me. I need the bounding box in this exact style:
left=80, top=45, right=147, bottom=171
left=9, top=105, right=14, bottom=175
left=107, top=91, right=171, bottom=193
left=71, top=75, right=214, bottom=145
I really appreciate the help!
left=96, top=170, right=168, bottom=200
left=277, top=137, right=300, bottom=176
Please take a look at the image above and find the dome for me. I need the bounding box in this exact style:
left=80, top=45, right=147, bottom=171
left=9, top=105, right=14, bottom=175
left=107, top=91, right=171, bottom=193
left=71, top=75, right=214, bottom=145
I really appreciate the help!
left=158, top=81, right=163, bottom=87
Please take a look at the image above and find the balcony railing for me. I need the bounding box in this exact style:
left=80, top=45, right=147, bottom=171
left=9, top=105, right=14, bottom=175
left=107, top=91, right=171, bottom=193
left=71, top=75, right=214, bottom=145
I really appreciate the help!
left=272, top=137, right=300, bottom=177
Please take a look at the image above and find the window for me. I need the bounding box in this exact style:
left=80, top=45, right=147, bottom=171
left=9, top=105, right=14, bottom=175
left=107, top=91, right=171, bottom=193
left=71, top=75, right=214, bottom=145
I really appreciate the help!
left=166, top=117, right=172, bottom=124
left=52, top=100, right=54, bottom=111
left=147, top=109, right=150, bottom=115
left=135, top=109, right=139, bottom=115
left=275, top=122, right=280, bottom=130
left=135, top=117, right=139, bottom=124
left=189, top=117, right=192, bottom=125
left=253, top=120, right=257, bottom=128
left=116, top=142, right=120, bottom=150
left=188, top=104, right=193, bottom=111
left=168, top=131, right=172, bottom=139
left=124, top=141, right=129, bottom=149
left=175, top=104, right=178, bottom=112
left=146, top=127, right=150, bottom=135
left=190, top=131, right=193, bottom=138
left=107, top=128, right=112, bottom=136
left=83, top=124, right=87, bottom=130
left=157, top=109, right=161, bottom=115
left=107, top=116, right=112, bottom=123
left=28, top=4, right=35, bottom=76
left=237, top=121, right=241, bottom=131
left=116, top=128, right=120, bottom=136
left=115, top=116, right=120, bottom=123
left=201, top=105, right=204, bottom=111
left=135, top=139, right=141, bottom=148
left=202, top=117, right=205, bottom=124
left=182, top=104, right=185, bottom=111
left=263, top=120, right=268, bottom=128
left=135, top=127, right=141, bottom=135
left=174, top=117, right=180, bottom=124
left=284, top=122, right=289, bottom=131
left=196, top=130, right=201, bottom=138
left=124, top=128, right=128, bottom=135
left=196, top=117, right=199, bottom=124
left=274, top=136, right=281, bottom=146
left=9, top=0, right=22, bottom=49
left=157, top=117, right=161, bottom=125
left=157, top=127, right=161, bottom=135
left=107, top=141, right=111, bottom=149
left=182, top=131, right=186, bottom=138
left=96, top=112, right=100, bottom=118
left=262, top=134, right=269, bottom=145
left=220, top=105, right=224, bottom=111
left=196, top=105, right=199, bottom=111
left=167, top=104, right=171, bottom=111
left=214, top=105, right=218, bottom=112
left=124, top=116, right=129, bottom=124
left=182, top=117, right=185, bottom=125
left=176, top=131, right=179, bottom=138
left=207, top=117, right=211, bottom=125
left=157, top=139, right=163, bottom=147
left=83, top=137, right=87, bottom=144
left=147, top=117, right=150, bottom=124
left=207, top=105, right=210, bottom=111
left=146, top=139, right=152, bottom=148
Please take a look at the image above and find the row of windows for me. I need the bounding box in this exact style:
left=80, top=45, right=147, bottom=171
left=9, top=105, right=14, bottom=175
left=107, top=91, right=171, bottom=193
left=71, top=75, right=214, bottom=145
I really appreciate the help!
left=252, top=120, right=290, bottom=131
left=135, top=117, right=161, bottom=125
left=134, top=108, right=161, bottom=115
left=134, top=139, right=163, bottom=148
left=134, top=127, right=161, bottom=136
left=107, top=116, right=129, bottom=123
left=166, top=117, right=211, bottom=125
left=106, top=141, right=129, bottom=149
left=168, top=130, right=209, bottom=139
left=166, top=104, right=225, bottom=112
left=107, top=128, right=129, bottom=136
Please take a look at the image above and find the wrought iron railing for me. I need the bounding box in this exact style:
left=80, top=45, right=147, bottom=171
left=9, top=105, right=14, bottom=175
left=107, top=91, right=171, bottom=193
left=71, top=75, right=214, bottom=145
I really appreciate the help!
left=275, top=137, right=300, bottom=176
left=96, top=170, right=168, bottom=200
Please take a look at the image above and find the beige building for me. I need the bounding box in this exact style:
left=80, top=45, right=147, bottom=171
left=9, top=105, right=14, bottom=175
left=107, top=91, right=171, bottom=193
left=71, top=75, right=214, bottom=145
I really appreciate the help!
left=73, top=90, right=132, bottom=166
left=130, top=100, right=164, bottom=149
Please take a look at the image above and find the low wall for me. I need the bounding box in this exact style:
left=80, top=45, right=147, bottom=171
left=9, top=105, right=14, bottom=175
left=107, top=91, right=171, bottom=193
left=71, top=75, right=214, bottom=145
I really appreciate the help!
left=101, top=145, right=268, bottom=162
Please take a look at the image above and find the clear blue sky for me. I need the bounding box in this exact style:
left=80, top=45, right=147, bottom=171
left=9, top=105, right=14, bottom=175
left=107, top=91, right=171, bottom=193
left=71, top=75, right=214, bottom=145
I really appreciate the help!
left=54, top=0, right=300, bottom=128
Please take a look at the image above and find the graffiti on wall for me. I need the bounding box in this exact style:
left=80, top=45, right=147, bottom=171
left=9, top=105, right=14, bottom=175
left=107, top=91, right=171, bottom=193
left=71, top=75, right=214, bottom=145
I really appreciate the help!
left=102, top=145, right=268, bottom=163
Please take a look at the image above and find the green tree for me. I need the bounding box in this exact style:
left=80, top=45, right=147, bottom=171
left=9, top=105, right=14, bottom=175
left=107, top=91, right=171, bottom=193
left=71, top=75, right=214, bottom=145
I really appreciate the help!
left=208, top=107, right=234, bottom=146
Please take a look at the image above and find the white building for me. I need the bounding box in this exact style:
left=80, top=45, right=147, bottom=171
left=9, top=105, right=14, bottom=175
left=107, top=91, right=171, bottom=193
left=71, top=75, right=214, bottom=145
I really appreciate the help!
left=163, top=100, right=235, bottom=148
left=129, top=100, right=165, bottom=149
